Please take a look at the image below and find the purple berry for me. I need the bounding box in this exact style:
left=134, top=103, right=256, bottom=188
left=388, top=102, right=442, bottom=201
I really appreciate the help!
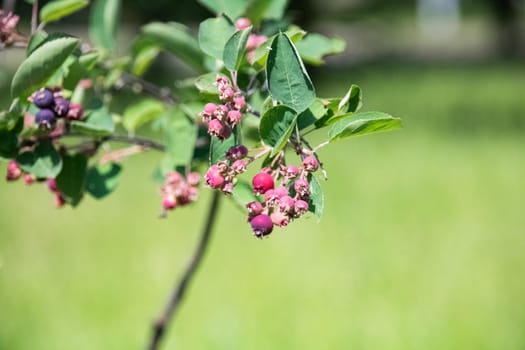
left=33, top=89, right=54, bottom=108
left=35, top=108, right=57, bottom=129
left=246, top=201, right=264, bottom=216
left=53, top=97, right=70, bottom=118
left=252, top=172, right=274, bottom=195
left=250, top=214, right=273, bottom=237
left=226, top=145, right=248, bottom=160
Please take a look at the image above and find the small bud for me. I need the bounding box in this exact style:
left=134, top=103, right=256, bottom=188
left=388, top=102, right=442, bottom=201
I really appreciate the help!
left=166, top=171, right=183, bottom=185
left=220, top=87, right=235, bottom=102
left=294, top=178, right=310, bottom=197
left=221, top=181, right=233, bottom=195
left=231, top=159, right=247, bottom=174
left=203, top=103, right=217, bottom=116
left=263, top=189, right=279, bottom=206
left=216, top=161, right=229, bottom=174
left=271, top=211, right=290, bottom=227
left=235, top=17, right=251, bottom=30
left=252, top=172, right=275, bottom=195
left=233, top=96, right=246, bottom=111
left=186, top=172, right=201, bottom=186
left=294, top=199, right=309, bottom=217
left=250, top=214, right=273, bottom=237
left=47, top=178, right=57, bottom=192
left=208, top=119, right=225, bottom=139
left=55, top=193, right=66, bottom=208
left=226, top=110, right=242, bottom=126
left=302, top=156, right=319, bottom=172
left=213, top=104, right=228, bottom=121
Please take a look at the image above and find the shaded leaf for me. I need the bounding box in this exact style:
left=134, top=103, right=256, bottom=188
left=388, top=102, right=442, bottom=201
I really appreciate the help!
left=16, top=140, right=62, bottom=178
left=0, top=130, right=19, bottom=159
left=164, top=109, right=197, bottom=166
left=266, top=33, right=315, bottom=113
left=308, top=174, right=324, bottom=218
left=70, top=108, right=114, bottom=136
left=122, top=99, right=165, bottom=132
left=197, top=0, right=250, bottom=19
left=259, top=105, right=297, bottom=157
left=55, top=153, right=88, bottom=206
left=86, top=162, right=122, bottom=199
left=223, top=26, right=251, bottom=71
left=195, top=72, right=219, bottom=94
left=11, top=37, right=79, bottom=99
left=209, top=126, right=239, bottom=165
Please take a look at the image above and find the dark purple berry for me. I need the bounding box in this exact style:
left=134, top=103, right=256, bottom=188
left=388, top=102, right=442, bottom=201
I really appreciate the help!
left=53, top=97, right=70, bottom=118
left=33, top=89, right=54, bottom=108
left=35, top=109, right=57, bottom=129
left=250, top=214, right=273, bottom=237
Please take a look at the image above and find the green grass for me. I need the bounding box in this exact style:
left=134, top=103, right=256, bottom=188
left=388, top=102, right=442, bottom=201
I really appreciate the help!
left=1, top=63, right=525, bottom=350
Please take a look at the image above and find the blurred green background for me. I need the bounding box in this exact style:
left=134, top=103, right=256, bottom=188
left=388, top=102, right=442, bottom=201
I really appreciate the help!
left=1, top=0, right=525, bottom=349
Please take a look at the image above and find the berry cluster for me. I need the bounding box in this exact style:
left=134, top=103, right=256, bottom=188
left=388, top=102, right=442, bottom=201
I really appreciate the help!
left=205, top=145, right=248, bottom=195
left=247, top=156, right=319, bottom=238
left=30, top=88, right=83, bottom=130
left=160, top=171, right=201, bottom=214
left=200, top=76, right=246, bottom=140
left=5, top=160, right=65, bottom=208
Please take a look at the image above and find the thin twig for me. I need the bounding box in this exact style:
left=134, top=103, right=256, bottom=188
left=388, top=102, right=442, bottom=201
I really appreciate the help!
left=104, top=135, right=165, bottom=152
left=31, top=1, right=38, bottom=34
left=118, top=71, right=178, bottom=105
left=146, top=191, right=222, bottom=350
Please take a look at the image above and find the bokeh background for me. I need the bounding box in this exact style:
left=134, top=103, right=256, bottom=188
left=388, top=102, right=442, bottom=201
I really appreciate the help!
left=1, top=0, right=525, bottom=349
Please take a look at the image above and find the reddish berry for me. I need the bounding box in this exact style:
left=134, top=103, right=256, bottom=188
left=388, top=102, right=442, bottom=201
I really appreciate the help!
left=302, top=156, right=319, bottom=172
left=67, top=103, right=84, bottom=120
left=33, top=89, right=54, bottom=108
left=55, top=193, right=66, bottom=208
left=23, top=174, right=34, bottom=185
left=271, top=211, right=290, bottom=227
left=235, top=17, right=251, bottom=30
left=163, top=195, right=177, bottom=210
left=227, top=110, right=242, bottom=126
left=294, top=178, right=310, bottom=197
left=47, top=178, right=57, bottom=192
left=6, top=160, right=22, bottom=181
left=252, top=172, right=274, bottom=194
left=250, top=214, right=273, bottom=237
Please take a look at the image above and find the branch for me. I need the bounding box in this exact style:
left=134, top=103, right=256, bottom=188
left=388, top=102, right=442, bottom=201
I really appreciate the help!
left=104, top=135, right=166, bottom=152
left=146, top=191, right=222, bottom=350
left=116, top=71, right=178, bottom=106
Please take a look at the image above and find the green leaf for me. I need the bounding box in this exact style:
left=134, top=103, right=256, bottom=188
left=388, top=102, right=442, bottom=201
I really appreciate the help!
left=55, top=153, right=88, bottom=206
left=122, top=99, right=165, bottom=132
left=230, top=180, right=259, bottom=211
left=142, top=22, right=206, bottom=73
left=0, top=130, right=19, bottom=159
left=40, top=0, right=88, bottom=24
left=328, top=111, right=403, bottom=142
left=164, top=109, right=197, bottom=166
left=297, top=98, right=327, bottom=130
left=266, top=33, right=315, bottom=113
left=308, top=174, right=324, bottom=218
left=197, top=0, right=250, bottom=19
left=340, top=84, right=362, bottom=113
left=0, top=99, right=25, bottom=132
left=16, top=140, right=62, bottom=178
left=198, top=15, right=235, bottom=61
left=131, top=42, right=160, bottom=76
left=11, top=37, right=79, bottom=99
left=259, top=105, right=297, bottom=157
left=246, top=0, right=288, bottom=24
left=86, top=162, right=122, bottom=199
left=26, top=31, right=48, bottom=56
left=89, top=0, right=121, bottom=51
left=295, top=33, right=346, bottom=66
left=223, top=27, right=251, bottom=71
left=70, top=108, right=114, bottom=136
left=195, top=72, right=219, bottom=94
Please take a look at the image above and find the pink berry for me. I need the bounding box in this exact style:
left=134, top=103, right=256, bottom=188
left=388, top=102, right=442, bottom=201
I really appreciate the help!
left=302, top=156, right=319, bottom=172
left=222, top=181, right=234, bottom=195
left=166, top=171, right=183, bottom=185
left=205, top=166, right=225, bottom=189
left=23, top=174, right=34, bottom=185
left=203, top=103, right=217, bottom=115
left=47, top=178, right=57, bottom=192
left=55, top=193, right=66, bottom=208
left=285, top=165, right=299, bottom=179
left=235, top=17, right=251, bottom=30
left=6, top=160, right=22, bottom=181
left=220, top=87, right=235, bottom=102
left=67, top=103, right=84, bottom=121
left=279, top=195, right=295, bottom=214
left=231, top=159, right=247, bottom=174
left=250, top=214, right=273, bottom=237
left=208, top=119, right=225, bottom=138
left=252, top=172, right=274, bottom=195
left=294, top=178, right=310, bottom=197
left=271, top=211, right=290, bottom=227
left=213, top=104, right=228, bottom=121
left=294, top=199, right=309, bottom=217
left=233, top=96, right=246, bottom=111
left=263, top=189, right=279, bottom=206
left=186, top=172, right=201, bottom=186
left=227, top=110, right=242, bottom=126
left=274, top=186, right=288, bottom=198
left=163, top=195, right=177, bottom=210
